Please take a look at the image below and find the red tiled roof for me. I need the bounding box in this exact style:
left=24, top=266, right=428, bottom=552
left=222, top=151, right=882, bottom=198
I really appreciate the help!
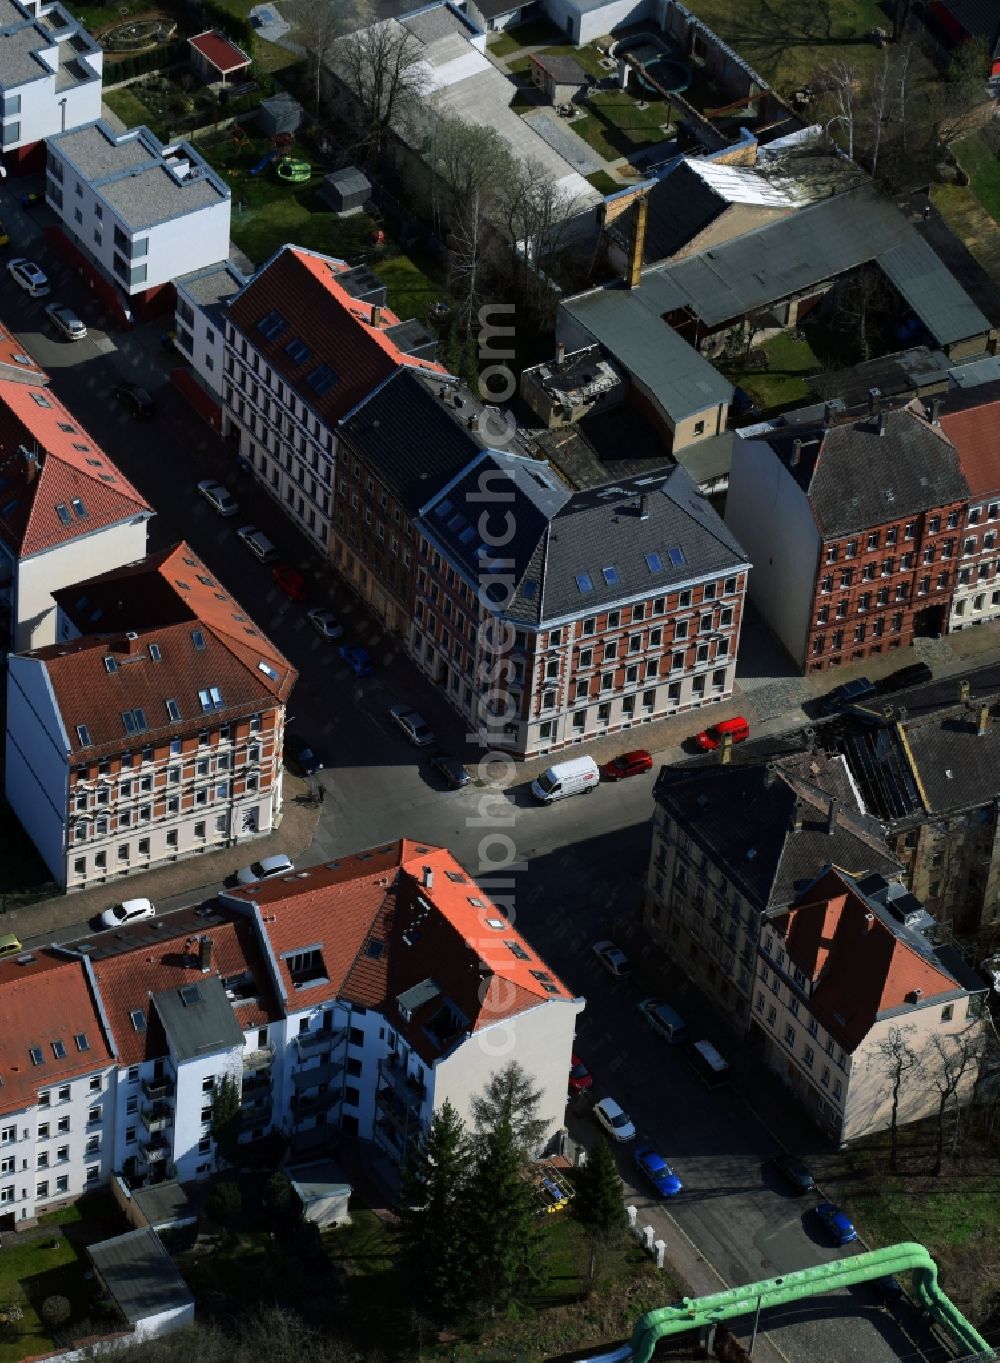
left=227, top=246, right=446, bottom=426
left=0, top=952, right=114, bottom=1115
left=0, top=377, right=151, bottom=558
left=0, top=320, right=46, bottom=382
left=89, top=913, right=280, bottom=1066
left=939, top=400, right=1000, bottom=497
left=776, top=868, right=958, bottom=1052
left=188, top=29, right=251, bottom=72
left=40, top=541, right=296, bottom=757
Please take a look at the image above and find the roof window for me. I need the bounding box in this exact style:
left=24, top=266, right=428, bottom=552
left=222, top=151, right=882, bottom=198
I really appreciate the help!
left=74, top=1033, right=89, bottom=1052
left=129, top=1009, right=146, bottom=1032
left=668, top=545, right=686, bottom=567
left=75, top=724, right=92, bottom=747
left=257, top=309, right=288, bottom=342
left=646, top=552, right=664, bottom=573
left=307, top=363, right=337, bottom=395
left=104, top=656, right=118, bottom=674
left=29, top=1046, right=44, bottom=1066
left=149, top=643, right=161, bottom=661
left=165, top=698, right=180, bottom=722
left=285, top=336, right=312, bottom=365
left=504, top=940, right=530, bottom=961
left=179, top=984, right=202, bottom=1006
left=51, top=1040, right=66, bottom=1059
left=71, top=498, right=86, bottom=518
left=191, top=629, right=206, bottom=650
left=575, top=572, right=594, bottom=593
left=602, top=566, right=620, bottom=585
left=55, top=503, right=71, bottom=525
left=198, top=687, right=223, bottom=711
left=58, top=422, right=74, bottom=433
left=31, top=392, right=51, bottom=408
left=258, top=660, right=279, bottom=680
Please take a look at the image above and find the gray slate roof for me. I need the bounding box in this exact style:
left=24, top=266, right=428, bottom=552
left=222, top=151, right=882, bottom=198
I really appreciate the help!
left=640, top=158, right=728, bottom=262
left=89, top=1228, right=194, bottom=1325
left=419, top=454, right=748, bottom=625
left=767, top=406, right=970, bottom=537
left=339, top=368, right=531, bottom=514
left=902, top=696, right=1000, bottom=815
left=151, top=975, right=244, bottom=1063
left=654, top=750, right=900, bottom=911
left=176, top=260, right=245, bottom=310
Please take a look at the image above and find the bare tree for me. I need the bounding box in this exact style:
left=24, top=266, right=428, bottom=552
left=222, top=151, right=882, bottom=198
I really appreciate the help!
left=869, top=1024, right=919, bottom=1173
left=333, top=21, right=427, bottom=167
left=498, top=155, right=581, bottom=322
left=891, top=0, right=915, bottom=43
left=868, top=48, right=892, bottom=182
left=823, top=61, right=859, bottom=162
left=927, top=1025, right=986, bottom=1175
left=291, top=0, right=344, bottom=116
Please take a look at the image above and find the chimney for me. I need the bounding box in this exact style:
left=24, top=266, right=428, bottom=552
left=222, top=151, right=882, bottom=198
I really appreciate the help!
left=868, top=387, right=881, bottom=417
left=627, top=195, right=649, bottom=290
left=929, top=396, right=943, bottom=426
left=823, top=401, right=834, bottom=428
left=765, top=764, right=777, bottom=788
left=978, top=704, right=991, bottom=737
left=371, top=304, right=383, bottom=327
left=826, top=798, right=839, bottom=836
left=125, top=630, right=140, bottom=655
left=958, top=679, right=970, bottom=703
left=22, top=448, right=39, bottom=484
left=199, top=936, right=212, bottom=974
left=720, top=733, right=734, bottom=765
left=639, top=493, right=650, bottom=520
left=863, top=911, right=875, bottom=933
left=877, top=410, right=887, bottom=437
left=790, top=438, right=802, bottom=468
left=555, top=340, right=566, bottom=365
left=422, top=866, right=434, bottom=889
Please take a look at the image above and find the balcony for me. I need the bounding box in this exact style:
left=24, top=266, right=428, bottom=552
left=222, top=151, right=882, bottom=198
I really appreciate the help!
left=294, top=1027, right=346, bottom=1060
left=241, top=1069, right=272, bottom=1098
left=243, top=1044, right=275, bottom=1074
left=142, top=1076, right=174, bottom=1102
left=138, top=1133, right=170, bottom=1165
left=241, top=1095, right=272, bottom=1127
left=140, top=1101, right=172, bottom=1135
left=291, top=1087, right=338, bottom=1119
left=377, top=1055, right=427, bottom=1110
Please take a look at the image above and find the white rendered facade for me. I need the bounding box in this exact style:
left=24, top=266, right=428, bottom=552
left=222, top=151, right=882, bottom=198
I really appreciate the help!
left=0, top=0, right=102, bottom=154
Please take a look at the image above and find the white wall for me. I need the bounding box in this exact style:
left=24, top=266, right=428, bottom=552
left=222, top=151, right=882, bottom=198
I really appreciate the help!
left=5, top=655, right=70, bottom=884
left=541, top=0, right=654, bottom=44
left=22, top=516, right=149, bottom=652
left=725, top=435, right=819, bottom=668
left=175, top=296, right=226, bottom=398
left=134, top=1301, right=195, bottom=1341
left=171, top=1050, right=241, bottom=1182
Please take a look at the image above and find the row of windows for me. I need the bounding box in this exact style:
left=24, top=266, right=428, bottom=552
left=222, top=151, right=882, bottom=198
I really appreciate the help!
left=71, top=719, right=264, bottom=783
left=224, top=343, right=336, bottom=455
left=812, top=614, right=905, bottom=652
left=74, top=748, right=263, bottom=804
left=825, top=513, right=964, bottom=562
left=72, top=814, right=232, bottom=876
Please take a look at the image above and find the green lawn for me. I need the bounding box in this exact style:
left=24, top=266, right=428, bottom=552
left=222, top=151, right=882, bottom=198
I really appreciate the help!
left=104, top=86, right=166, bottom=138
left=723, top=332, right=821, bottom=411
left=586, top=169, right=622, bottom=195
left=933, top=182, right=1000, bottom=280
left=487, top=17, right=561, bottom=57
left=953, top=133, right=1000, bottom=224
left=571, top=91, right=675, bottom=161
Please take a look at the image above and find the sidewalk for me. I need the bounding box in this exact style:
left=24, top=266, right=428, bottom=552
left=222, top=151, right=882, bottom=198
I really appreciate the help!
left=7, top=773, right=321, bottom=944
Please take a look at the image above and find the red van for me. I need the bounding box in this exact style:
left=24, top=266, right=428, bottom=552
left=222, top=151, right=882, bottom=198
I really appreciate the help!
left=694, top=716, right=750, bottom=751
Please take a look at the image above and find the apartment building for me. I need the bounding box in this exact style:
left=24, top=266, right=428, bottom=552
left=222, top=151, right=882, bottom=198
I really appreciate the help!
left=0, top=0, right=102, bottom=168
left=5, top=541, right=296, bottom=890
left=336, top=368, right=529, bottom=634
left=0, top=839, right=580, bottom=1211
left=726, top=401, right=970, bottom=672
left=174, top=260, right=245, bottom=404
left=0, top=351, right=152, bottom=653
left=754, top=867, right=988, bottom=1143
left=221, top=245, right=445, bottom=555
left=938, top=385, right=1000, bottom=633
left=645, top=746, right=901, bottom=1034
left=411, top=450, right=749, bottom=758
left=45, top=121, right=230, bottom=305
left=0, top=951, right=115, bottom=1228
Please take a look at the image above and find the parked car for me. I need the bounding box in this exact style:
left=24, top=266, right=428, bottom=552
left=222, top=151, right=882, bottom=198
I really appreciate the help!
left=814, top=1200, right=858, bottom=1245
left=7, top=257, right=49, bottom=297
left=113, top=381, right=154, bottom=418
left=236, top=524, right=278, bottom=563
left=231, top=853, right=294, bottom=886
left=284, top=733, right=324, bottom=777
left=389, top=704, right=434, bottom=746
left=694, top=716, right=750, bottom=751
left=592, top=939, right=630, bottom=977
left=593, top=1097, right=636, bottom=1143
left=99, top=897, right=155, bottom=930
left=0, top=932, right=23, bottom=958
left=770, top=1152, right=816, bottom=1195
left=273, top=563, right=308, bottom=601
left=819, top=677, right=876, bottom=714
left=876, top=662, right=933, bottom=695
left=428, top=752, right=470, bottom=789
left=196, top=479, right=239, bottom=517
left=45, top=302, right=86, bottom=340
left=634, top=1144, right=682, bottom=1197
left=568, top=1055, right=593, bottom=1096
left=638, top=997, right=687, bottom=1044
left=601, top=749, right=654, bottom=781
left=306, top=607, right=344, bottom=641
left=339, top=644, right=374, bottom=678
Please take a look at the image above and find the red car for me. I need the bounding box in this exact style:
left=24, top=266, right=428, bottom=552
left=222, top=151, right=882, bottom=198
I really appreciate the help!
left=568, top=1055, right=593, bottom=1095
left=272, top=563, right=308, bottom=602
left=602, top=749, right=653, bottom=781
left=694, top=716, right=750, bottom=751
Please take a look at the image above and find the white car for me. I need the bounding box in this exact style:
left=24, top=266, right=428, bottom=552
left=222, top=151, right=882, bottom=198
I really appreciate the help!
left=307, top=607, right=344, bottom=640
left=389, top=704, right=434, bottom=746
left=592, top=939, right=631, bottom=977
left=8, top=257, right=49, bottom=297
left=593, top=1097, right=636, bottom=1143
left=197, top=479, right=239, bottom=517
left=233, top=853, right=294, bottom=886
left=236, top=524, right=277, bottom=563
left=99, top=897, right=155, bottom=930
left=45, top=302, right=86, bottom=340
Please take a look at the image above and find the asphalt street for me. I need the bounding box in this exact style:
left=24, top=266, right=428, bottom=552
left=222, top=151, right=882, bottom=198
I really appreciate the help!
left=0, top=190, right=966, bottom=1363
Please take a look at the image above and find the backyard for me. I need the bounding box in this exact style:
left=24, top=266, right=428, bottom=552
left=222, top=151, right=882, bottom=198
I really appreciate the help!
left=721, top=333, right=822, bottom=413
left=569, top=91, right=676, bottom=162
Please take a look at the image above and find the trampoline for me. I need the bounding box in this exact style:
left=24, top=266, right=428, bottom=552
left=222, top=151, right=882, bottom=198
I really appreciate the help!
left=621, top=39, right=692, bottom=96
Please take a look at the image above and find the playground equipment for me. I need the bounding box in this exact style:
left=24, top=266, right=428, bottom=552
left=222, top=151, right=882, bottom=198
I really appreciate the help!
left=531, top=1160, right=574, bottom=1215
left=577, top=1242, right=991, bottom=1363
left=276, top=157, right=311, bottom=184
left=250, top=148, right=278, bottom=176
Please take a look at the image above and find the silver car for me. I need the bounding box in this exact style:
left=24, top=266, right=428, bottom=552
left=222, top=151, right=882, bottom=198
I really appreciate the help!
left=388, top=704, right=434, bottom=746
left=236, top=524, right=278, bottom=563
left=307, top=607, right=344, bottom=640
left=45, top=302, right=87, bottom=340
left=197, top=479, right=239, bottom=517
left=233, top=853, right=294, bottom=886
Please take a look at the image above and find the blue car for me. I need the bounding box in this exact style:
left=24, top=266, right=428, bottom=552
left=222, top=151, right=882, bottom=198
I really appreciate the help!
left=814, top=1200, right=857, bottom=1245
left=339, top=644, right=374, bottom=678
left=634, top=1144, right=682, bottom=1197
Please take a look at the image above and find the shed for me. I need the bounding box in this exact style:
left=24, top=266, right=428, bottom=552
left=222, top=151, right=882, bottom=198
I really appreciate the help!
left=188, top=29, right=252, bottom=85
left=288, top=1159, right=352, bottom=1228
left=530, top=52, right=588, bottom=105
left=257, top=90, right=303, bottom=138
left=319, top=166, right=372, bottom=215
left=89, top=1227, right=195, bottom=1341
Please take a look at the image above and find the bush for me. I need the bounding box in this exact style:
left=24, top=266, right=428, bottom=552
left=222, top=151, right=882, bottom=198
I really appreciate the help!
left=40, top=1296, right=71, bottom=1328
left=206, top=1178, right=242, bottom=1230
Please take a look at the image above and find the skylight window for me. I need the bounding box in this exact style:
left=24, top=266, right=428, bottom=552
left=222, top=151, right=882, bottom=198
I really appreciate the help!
left=29, top=1046, right=44, bottom=1066
left=575, top=573, right=594, bottom=593
left=435, top=499, right=454, bottom=520
left=285, top=337, right=312, bottom=365
left=165, top=698, right=180, bottom=722
left=71, top=498, right=86, bottom=519
left=485, top=917, right=505, bottom=929
left=55, top=503, right=71, bottom=525
left=149, top=643, right=161, bottom=661
left=179, top=984, right=202, bottom=1006
left=646, top=552, right=664, bottom=573
left=129, top=1009, right=146, bottom=1032
left=307, top=363, right=337, bottom=396
left=191, top=630, right=206, bottom=651
left=104, top=656, right=118, bottom=674
left=602, top=566, right=620, bottom=585
left=522, top=581, right=538, bottom=599
left=51, top=1040, right=66, bottom=1059
left=258, top=660, right=279, bottom=680
left=75, top=724, right=91, bottom=747
left=58, top=422, right=75, bottom=433
left=122, top=710, right=137, bottom=735
left=198, top=687, right=224, bottom=712
left=74, top=1033, right=89, bottom=1052
left=504, top=940, right=530, bottom=961
left=365, top=939, right=385, bottom=959
left=459, top=525, right=476, bottom=544
left=668, top=545, right=686, bottom=567
left=30, top=392, right=51, bottom=408
left=133, top=707, right=148, bottom=731
left=257, top=309, right=288, bottom=342
left=72, top=444, right=89, bottom=453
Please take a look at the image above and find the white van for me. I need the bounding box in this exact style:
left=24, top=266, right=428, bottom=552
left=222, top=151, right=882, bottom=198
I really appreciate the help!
left=530, top=755, right=599, bottom=803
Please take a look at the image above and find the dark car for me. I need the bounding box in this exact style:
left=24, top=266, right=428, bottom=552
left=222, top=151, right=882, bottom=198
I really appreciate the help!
left=114, top=381, right=154, bottom=418
left=568, top=1055, right=592, bottom=1096
left=770, top=1152, right=816, bottom=1195
left=428, top=752, right=470, bottom=789
left=284, top=733, right=324, bottom=777
left=876, top=662, right=933, bottom=695
left=819, top=676, right=876, bottom=714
